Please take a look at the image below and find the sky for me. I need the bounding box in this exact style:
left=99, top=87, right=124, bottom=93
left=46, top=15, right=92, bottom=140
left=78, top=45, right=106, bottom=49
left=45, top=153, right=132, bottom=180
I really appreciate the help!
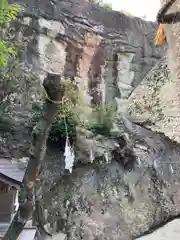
left=103, top=0, right=161, bottom=21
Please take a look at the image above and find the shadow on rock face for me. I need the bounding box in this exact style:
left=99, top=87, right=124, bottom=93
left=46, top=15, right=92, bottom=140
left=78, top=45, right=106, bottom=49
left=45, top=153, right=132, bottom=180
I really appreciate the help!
left=38, top=116, right=180, bottom=240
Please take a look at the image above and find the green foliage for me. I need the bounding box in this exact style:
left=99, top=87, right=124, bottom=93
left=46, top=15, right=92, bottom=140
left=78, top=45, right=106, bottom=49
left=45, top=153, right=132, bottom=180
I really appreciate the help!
left=88, top=0, right=112, bottom=9
left=32, top=100, right=116, bottom=142
left=32, top=100, right=79, bottom=143
left=0, top=0, right=20, bottom=26
left=0, top=1, right=32, bottom=102
left=49, top=101, right=79, bottom=142
left=120, top=9, right=135, bottom=17
left=0, top=40, right=16, bottom=66
left=49, top=79, right=82, bottom=142
left=31, top=78, right=116, bottom=142
left=103, top=2, right=112, bottom=9
left=0, top=59, right=32, bottom=103
left=31, top=78, right=83, bottom=143
left=0, top=0, right=20, bottom=67
left=87, top=103, right=115, bottom=136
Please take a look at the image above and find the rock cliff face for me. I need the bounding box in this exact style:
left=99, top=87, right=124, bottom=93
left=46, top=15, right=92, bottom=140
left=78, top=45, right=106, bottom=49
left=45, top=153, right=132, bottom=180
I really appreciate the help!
left=2, top=1, right=177, bottom=240
left=12, top=0, right=165, bottom=105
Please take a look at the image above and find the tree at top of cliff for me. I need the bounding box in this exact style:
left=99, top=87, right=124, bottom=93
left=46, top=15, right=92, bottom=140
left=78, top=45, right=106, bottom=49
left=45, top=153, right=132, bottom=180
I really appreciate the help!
left=88, top=0, right=112, bottom=9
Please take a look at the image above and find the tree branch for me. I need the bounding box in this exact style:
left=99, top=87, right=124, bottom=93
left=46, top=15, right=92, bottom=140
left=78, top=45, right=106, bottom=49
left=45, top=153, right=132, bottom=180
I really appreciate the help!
left=2, top=72, right=65, bottom=240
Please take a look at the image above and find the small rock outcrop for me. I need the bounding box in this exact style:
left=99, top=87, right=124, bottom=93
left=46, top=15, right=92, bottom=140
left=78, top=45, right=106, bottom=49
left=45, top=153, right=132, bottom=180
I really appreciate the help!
left=128, top=56, right=180, bottom=143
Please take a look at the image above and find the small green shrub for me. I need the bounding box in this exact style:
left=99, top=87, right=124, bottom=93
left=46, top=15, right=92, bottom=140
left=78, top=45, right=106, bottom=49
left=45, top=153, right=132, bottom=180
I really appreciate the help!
left=120, top=9, right=135, bottom=17
left=31, top=102, right=44, bottom=124
left=31, top=78, right=116, bottom=141
left=49, top=100, right=80, bottom=142
left=49, top=115, right=77, bottom=142
left=87, top=103, right=116, bottom=136
left=31, top=100, right=79, bottom=143
left=31, top=78, right=83, bottom=143
left=88, top=0, right=112, bottom=9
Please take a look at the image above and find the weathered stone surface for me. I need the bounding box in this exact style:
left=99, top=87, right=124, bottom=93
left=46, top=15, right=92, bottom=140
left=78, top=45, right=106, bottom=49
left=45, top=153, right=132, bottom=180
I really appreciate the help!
left=6, top=114, right=180, bottom=240
left=127, top=56, right=180, bottom=143
left=40, top=122, right=180, bottom=240
left=12, top=0, right=165, bottom=107
left=136, top=219, right=180, bottom=240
